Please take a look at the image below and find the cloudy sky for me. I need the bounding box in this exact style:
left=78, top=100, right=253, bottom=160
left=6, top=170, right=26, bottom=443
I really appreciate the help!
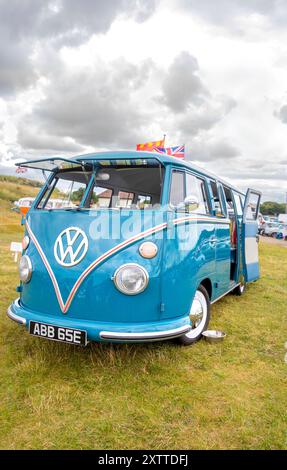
left=0, top=0, right=287, bottom=201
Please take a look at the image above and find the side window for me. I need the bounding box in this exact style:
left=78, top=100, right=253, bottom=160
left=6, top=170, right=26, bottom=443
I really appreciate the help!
left=223, top=186, right=235, bottom=217
left=210, top=181, right=224, bottom=217
left=90, top=187, right=113, bottom=208
left=185, top=173, right=209, bottom=214
left=233, top=192, right=243, bottom=216
left=197, top=177, right=210, bottom=214
left=116, top=191, right=134, bottom=208
left=245, top=192, right=260, bottom=221
left=170, top=171, right=185, bottom=207
left=136, top=194, right=152, bottom=209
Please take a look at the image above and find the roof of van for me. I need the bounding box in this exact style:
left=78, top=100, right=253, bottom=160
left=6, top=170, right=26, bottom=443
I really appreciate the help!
left=73, top=150, right=244, bottom=195
left=17, top=150, right=244, bottom=195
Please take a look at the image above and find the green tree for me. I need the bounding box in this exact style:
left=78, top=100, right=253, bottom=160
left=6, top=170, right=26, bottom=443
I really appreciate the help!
left=70, top=187, right=85, bottom=203
left=260, top=201, right=286, bottom=216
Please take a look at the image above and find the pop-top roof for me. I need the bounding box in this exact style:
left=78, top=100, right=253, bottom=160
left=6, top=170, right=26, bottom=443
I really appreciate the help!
left=16, top=150, right=243, bottom=194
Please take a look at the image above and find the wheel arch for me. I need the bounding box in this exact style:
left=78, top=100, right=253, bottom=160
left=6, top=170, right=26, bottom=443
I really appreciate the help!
left=199, top=277, right=212, bottom=300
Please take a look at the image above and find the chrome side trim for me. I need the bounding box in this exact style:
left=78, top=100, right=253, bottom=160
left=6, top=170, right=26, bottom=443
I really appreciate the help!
left=7, top=300, right=27, bottom=325
left=100, top=324, right=191, bottom=342
left=211, top=283, right=240, bottom=304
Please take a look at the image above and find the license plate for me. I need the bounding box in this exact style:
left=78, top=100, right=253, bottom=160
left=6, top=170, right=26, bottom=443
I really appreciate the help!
left=29, top=321, right=87, bottom=346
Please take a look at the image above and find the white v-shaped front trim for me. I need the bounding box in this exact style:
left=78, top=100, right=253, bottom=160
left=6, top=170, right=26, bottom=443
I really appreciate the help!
left=25, top=220, right=167, bottom=313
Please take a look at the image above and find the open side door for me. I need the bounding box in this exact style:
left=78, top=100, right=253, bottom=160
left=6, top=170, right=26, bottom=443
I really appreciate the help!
left=242, top=188, right=261, bottom=282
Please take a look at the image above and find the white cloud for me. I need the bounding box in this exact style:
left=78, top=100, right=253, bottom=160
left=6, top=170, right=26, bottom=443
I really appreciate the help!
left=0, top=0, right=286, bottom=202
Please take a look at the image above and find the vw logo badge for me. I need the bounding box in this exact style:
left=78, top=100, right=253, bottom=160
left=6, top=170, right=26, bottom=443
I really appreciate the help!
left=54, top=227, right=88, bottom=267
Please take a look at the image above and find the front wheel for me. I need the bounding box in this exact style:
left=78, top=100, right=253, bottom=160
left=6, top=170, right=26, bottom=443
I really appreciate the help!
left=178, top=285, right=211, bottom=345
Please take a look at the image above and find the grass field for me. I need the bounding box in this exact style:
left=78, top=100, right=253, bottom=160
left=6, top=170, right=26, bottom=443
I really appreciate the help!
left=0, top=181, right=286, bottom=449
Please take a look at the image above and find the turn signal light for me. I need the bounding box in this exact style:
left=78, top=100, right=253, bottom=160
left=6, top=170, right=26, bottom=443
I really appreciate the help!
left=139, top=242, right=158, bottom=259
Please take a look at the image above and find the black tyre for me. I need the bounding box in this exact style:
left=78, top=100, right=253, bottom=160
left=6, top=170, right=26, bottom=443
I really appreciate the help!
left=178, top=285, right=211, bottom=345
left=233, top=280, right=246, bottom=296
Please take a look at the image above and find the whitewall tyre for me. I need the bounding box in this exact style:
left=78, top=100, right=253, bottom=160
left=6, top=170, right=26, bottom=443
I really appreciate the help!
left=178, top=285, right=211, bottom=345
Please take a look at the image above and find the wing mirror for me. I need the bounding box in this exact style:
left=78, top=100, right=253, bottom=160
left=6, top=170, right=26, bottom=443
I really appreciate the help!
left=184, top=195, right=199, bottom=212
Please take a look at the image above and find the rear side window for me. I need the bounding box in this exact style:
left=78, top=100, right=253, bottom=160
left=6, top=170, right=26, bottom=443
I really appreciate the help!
left=210, top=181, right=224, bottom=217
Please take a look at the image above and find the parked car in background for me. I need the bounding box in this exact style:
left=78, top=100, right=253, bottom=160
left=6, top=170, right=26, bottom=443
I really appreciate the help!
left=261, top=222, right=280, bottom=237
left=276, top=224, right=287, bottom=240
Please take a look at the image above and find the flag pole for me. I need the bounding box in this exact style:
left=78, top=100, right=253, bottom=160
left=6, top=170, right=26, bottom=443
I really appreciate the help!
left=163, top=134, right=166, bottom=147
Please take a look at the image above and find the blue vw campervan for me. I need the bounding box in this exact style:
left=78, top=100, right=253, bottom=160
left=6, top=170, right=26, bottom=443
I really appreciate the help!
left=7, top=152, right=261, bottom=345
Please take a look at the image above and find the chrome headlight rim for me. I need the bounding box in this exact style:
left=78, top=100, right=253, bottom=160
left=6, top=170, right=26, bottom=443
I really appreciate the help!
left=113, top=263, right=149, bottom=296
left=19, top=255, right=32, bottom=283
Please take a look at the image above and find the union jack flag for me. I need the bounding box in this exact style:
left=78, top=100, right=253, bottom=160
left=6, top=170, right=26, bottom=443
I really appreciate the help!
left=154, top=145, right=185, bottom=159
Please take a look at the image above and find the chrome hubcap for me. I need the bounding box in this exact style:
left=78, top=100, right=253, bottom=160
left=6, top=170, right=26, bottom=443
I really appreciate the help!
left=189, top=298, right=204, bottom=328
left=186, top=290, right=208, bottom=339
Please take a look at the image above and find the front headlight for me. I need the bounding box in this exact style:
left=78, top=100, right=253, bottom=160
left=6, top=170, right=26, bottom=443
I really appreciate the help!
left=19, top=255, right=32, bottom=283
left=113, top=263, right=149, bottom=295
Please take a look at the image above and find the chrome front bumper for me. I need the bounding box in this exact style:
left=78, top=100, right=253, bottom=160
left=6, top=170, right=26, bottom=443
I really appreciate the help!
left=7, top=298, right=191, bottom=343
left=100, top=325, right=191, bottom=342
left=7, top=299, right=26, bottom=325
